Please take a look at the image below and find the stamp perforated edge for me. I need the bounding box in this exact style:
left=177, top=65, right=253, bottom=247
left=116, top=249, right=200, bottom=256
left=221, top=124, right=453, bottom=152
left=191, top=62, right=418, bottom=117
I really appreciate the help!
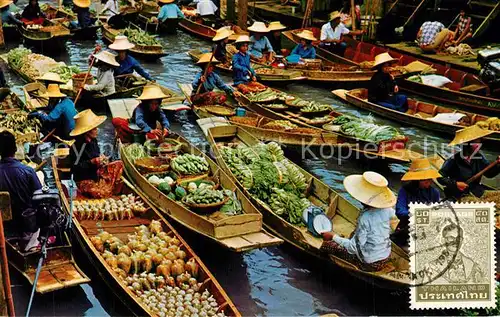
left=409, top=202, right=496, bottom=310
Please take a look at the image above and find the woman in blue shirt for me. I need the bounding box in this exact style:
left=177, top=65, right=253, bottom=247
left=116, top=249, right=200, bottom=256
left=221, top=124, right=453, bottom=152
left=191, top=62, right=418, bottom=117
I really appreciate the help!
left=286, top=30, right=317, bottom=63
left=71, top=0, right=94, bottom=29
left=231, top=35, right=256, bottom=86
left=191, top=53, right=239, bottom=105
left=157, top=0, right=184, bottom=23
left=109, top=36, right=153, bottom=81
left=0, top=0, right=23, bottom=26
left=247, top=21, right=274, bottom=63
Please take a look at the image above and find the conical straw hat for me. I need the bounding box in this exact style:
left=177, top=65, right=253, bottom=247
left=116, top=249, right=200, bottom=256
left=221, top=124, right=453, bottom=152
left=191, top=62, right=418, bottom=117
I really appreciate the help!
left=234, top=34, right=251, bottom=44
left=401, top=158, right=442, bottom=181
left=0, top=0, right=13, bottom=9
left=296, top=30, right=317, bottom=41
left=41, top=84, right=66, bottom=98
left=267, top=21, right=286, bottom=31
left=136, top=84, right=169, bottom=101
left=109, top=35, right=136, bottom=51
left=448, top=125, right=494, bottom=146
left=329, top=11, right=341, bottom=21
left=70, top=109, right=107, bottom=137
left=93, top=51, right=120, bottom=67
left=212, top=27, right=234, bottom=42
left=372, top=52, right=398, bottom=68
left=247, top=21, right=268, bottom=33
left=37, top=72, right=65, bottom=84
left=344, top=171, right=396, bottom=208
left=196, top=53, right=220, bottom=65
left=73, top=0, right=90, bottom=8
left=159, top=0, right=175, bottom=3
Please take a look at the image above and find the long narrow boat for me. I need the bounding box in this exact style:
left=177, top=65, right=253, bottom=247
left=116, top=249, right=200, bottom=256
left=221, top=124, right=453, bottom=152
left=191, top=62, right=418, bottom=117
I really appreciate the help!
left=102, top=23, right=167, bottom=60
left=41, top=4, right=100, bottom=39
left=19, top=20, right=72, bottom=52
left=119, top=136, right=283, bottom=252
left=137, top=14, right=178, bottom=34
left=206, top=125, right=411, bottom=288
left=187, top=49, right=306, bottom=84
left=52, top=157, right=241, bottom=316
left=283, top=28, right=500, bottom=115
left=333, top=88, right=500, bottom=144
left=178, top=16, right=217, bottom=40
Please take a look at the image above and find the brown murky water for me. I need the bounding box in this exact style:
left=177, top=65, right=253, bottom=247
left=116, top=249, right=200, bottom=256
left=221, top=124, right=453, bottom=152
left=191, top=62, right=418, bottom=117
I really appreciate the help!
left=2, top=7, right=498, bottom=315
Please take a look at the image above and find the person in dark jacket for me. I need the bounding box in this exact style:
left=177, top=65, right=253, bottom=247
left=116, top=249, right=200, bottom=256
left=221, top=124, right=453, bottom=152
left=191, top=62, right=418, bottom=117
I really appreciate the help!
left=109, top=36, right=153, bottom=81
left=267, top=21, right=286, bottom=54
left=368, top=53, right=408, bottom=113
left=212, top=26, right=233, bottom=64
left=70, top=0, right=94, bottom=29
left=439, top=125, right=500, bottom=200
left=21, top=0, right=44, bottom=24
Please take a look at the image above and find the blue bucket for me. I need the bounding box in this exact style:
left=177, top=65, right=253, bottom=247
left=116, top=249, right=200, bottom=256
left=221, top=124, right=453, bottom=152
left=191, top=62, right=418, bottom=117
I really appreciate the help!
left=235, top=107, right=246, bottom=117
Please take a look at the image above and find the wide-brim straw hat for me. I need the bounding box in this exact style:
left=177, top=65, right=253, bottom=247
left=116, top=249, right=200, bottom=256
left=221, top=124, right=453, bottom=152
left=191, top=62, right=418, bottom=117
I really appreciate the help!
left=159, top=0, right=175, bottom=3
left=73, top=0, right=91, bottom=8
left=37, top=72, right=65, bottom=84
left=329, top=11, right=341, bottom=21
left=344, top=171, right=396, bottom=209
left=296, top=30, right=317, bottom=41
left=93, top=51, right=120, bottom=67
left=401, top=158, right=442, bottom=181
left=109, top=35, right=136, bottom=51
left=268, top=21, right=286, bottom=31
left=0, top=0, right=13, bottom=9
left=212, top=27, right=234, bottom=42
left=196, top=53, right=220, bottom=65
left=41, top=84, right=66, bottom=98
left=372, top=52, right=398, bottom=68
left=70, top=109, right=107, bottom=137
left=234, top=34, right=251, bottom=44
left=448, top=125, right=494, bottom=146
left=136, top=84, right=169, bottom=101
left=248, top=21, right=268, bottom=33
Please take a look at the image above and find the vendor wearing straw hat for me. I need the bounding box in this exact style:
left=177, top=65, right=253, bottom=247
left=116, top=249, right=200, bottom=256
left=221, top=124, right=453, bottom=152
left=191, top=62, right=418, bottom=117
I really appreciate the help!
left=368, top=52, right=408, bottom=113
left=71, top=0, right=95, bottom=29
left=286, top=30, right=317, bottom=63
left=27, top=83, right=77, bottom=139
left=109, top=36, right=153, bottom=81
left=321, top=171, right=396, bottom=272
left=112, top=84, right=170, bottom=142
left=36, top=72, right=66, bottom=87
left=83, top=50, right=119, bottom=96
left=0, top=0, right=23, bottom=26
left=70, top=109, right=124, bottom=199
left=267, top=21, right=286, bottom=54
left=248, top=21, right=274, bottom=63
left=212, top=27, right=234, bottom=64
left=439, top=125, right=500, bottom=200
left=320, top=11, right=364, bottom=57
left=232, top=35, right=257, bottom=85
left=157, top=0, right=184, bottom=23
left=191, top=53, right=239, bottom=105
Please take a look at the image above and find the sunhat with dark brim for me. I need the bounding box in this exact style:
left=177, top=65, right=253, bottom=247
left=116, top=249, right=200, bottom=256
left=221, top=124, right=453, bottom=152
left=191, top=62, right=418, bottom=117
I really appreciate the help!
left=401, top=158, right=442, bottom=181
left=372, top=52, right=398, bottom=68
left=329, top=11, right=341, bottom=21
left=70, top=109, right=107, bottom=137
left=344, top=171, right=396, bottom=209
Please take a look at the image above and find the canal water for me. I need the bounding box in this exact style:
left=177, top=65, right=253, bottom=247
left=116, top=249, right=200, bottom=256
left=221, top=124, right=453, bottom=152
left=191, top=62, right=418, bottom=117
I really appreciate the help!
left=2, top=11, right=498, bottom=316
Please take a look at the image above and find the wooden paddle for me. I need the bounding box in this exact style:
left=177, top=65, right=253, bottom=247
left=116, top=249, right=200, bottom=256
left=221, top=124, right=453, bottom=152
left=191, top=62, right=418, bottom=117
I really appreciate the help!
left=74, top=45, right=101, bottom=104
left=194, top=49, right=216, bottom=96
left=466, top=160, right=499, bottom=185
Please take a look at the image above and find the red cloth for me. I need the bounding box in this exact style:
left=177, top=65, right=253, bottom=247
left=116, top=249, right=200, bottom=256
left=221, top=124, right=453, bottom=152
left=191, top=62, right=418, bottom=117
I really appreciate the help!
left=112, top=117, right=134, bottom=143
left=78, top=161, right=124, bottom=199
left=22, top=18, right=44, bottom=25
left=191, top=91, right=227, bottom=105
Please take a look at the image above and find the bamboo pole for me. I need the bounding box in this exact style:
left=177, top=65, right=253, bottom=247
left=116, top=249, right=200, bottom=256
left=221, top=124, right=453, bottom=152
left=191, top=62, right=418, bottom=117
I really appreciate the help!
left=351, top=0, right=356, bottom=31
left=0, top=194, right=15, bottom=317
left=0, top=16, right=4, bottom=49
left=467, top=160, right=499, bottom=184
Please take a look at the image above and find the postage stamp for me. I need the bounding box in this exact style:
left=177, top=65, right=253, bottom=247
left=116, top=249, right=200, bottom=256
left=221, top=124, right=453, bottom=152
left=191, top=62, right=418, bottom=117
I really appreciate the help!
left=409, top=202, right=496, bottom=310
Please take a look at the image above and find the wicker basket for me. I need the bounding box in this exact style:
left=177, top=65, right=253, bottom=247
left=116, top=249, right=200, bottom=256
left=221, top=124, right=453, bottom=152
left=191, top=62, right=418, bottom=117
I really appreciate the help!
left=134, top=157, right=170, bottom=173
left=178, top=177, right=220, bottom=191
left=182, top=195, right=230, bottom=215
left=72, top=74, right=93, bottom=91
left=203, top=105, right=236, bottom=117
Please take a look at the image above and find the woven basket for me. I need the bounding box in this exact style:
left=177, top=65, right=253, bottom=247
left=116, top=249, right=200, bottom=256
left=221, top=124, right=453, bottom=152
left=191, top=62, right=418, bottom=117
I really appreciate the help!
left=134, top=157, right=170, bottom=173
left=132, top=44, right=164, bottom=53
left=178, top=177, right=220, bottom=191
left=72, top=74, right=93, bottom=91
left=203, top=105, right=236, bottom=117
left=182, top=195, right=229, bottom=215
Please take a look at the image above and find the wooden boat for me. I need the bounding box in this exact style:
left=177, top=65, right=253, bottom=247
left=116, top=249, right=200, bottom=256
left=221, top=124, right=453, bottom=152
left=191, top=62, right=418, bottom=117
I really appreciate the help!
left=0, top=88, right=26, bottom=112
left=137, top=14, right=178, bottom=34
left=102, top=23, right=167, bottom=60
left=51, top=158, right=241, bottom=316
left=187, top=49, right=306, bottom=84
left=333, top=88, right=500, bottom=144
left=178, top=15, right=217, bottom=40
left=19, top=19, right=72, bottom=52
left=206, top=125, right=411, bottom=288
left=42, top=4, right=100, bottom=39
left=119, top=137, right=283, bottom=252
left=23, top=83, right=48, bottom=110
left=284, top=28, right=500, bottom=115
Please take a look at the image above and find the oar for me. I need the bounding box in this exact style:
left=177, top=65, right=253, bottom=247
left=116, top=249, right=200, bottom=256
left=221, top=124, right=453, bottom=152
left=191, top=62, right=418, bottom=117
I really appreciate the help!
left=74, top=46, right=101, bottom=104
left=466, top=160, right=499, bottom=184
left=194, top=49, right=215, bottom=96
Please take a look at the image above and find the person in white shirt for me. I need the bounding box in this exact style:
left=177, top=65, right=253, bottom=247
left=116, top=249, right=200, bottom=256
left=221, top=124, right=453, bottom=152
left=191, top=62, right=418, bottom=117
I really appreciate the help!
left=196, top=0, right=218, bottom=18
left=320, top=10, right=364, bottom=56
left=99, top=0, right=118, bottom=19
left=84, top=51, right=118, bottom=96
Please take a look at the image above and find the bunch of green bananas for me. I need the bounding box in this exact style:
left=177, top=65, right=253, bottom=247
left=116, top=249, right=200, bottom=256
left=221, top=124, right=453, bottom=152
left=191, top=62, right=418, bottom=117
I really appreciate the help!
left=268, top=188, right=310, bottom=225
left=185, top=187, right=224, bottom=205
left=233, top=163, right=253, bottom=189
left=171, top=154, right=209, bottom=175
left=301, top=103, right=332, bottom=113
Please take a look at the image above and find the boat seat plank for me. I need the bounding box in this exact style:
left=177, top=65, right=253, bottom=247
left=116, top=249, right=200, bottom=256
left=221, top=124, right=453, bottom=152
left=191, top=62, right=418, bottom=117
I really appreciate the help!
left=81, top=219, right=151, bottom=236
left=332, top=215, right=356, bottom=238
left=50, top=263, right=90, bottom=287
left=29, top=269, right=63, bottom=293
left=220, top=232, right=282, bottom=251
left=108, top=98, right=140, bottom=120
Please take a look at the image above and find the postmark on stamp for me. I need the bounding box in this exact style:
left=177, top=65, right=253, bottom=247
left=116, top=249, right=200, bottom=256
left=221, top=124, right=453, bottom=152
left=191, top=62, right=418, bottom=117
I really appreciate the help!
left=409, top=202, right=496, bottom=310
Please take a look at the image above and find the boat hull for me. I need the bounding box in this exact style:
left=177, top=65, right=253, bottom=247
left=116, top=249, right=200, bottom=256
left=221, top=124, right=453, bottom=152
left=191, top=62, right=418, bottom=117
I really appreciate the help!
left=178, top=17, right=216, bottom=41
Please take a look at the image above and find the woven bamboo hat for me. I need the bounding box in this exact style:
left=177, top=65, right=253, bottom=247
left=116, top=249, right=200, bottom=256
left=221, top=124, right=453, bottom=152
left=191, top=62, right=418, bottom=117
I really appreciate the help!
left=0, top=0, right=13, bottom=9
left=248, top=21, right=268, bottom=33
left=37, top=72, right=65, bottom=84
left=73, top=0, right=91, bottom=8
left=448, top=125, right=494, bottom=146
left=109, top=35, right=136, bottom=51
left=93, top=51, right=120, bottom=67
left=329, top=11, right=341, bottom=21
left=234, top=34, right=251, bottom=44
left=401, top=158, right=442, bottom=181
left=212, top=27, right=234, bottom=42
left=159, top=0, right=175, bottom=3
left=344, top=171, right=396, bottom=208
left=196, top=53, right=220, bottom=65
left=372, top=53, right=398, bottom=68
left=137, top=84, right=169, bottom=101
left=42, top=84, right=67, bottom=98
left=296, top=30, right=317, bottom=41
left=268, top=21, right=286, bottom=31
left=70, top=109, right=107, bottom=137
